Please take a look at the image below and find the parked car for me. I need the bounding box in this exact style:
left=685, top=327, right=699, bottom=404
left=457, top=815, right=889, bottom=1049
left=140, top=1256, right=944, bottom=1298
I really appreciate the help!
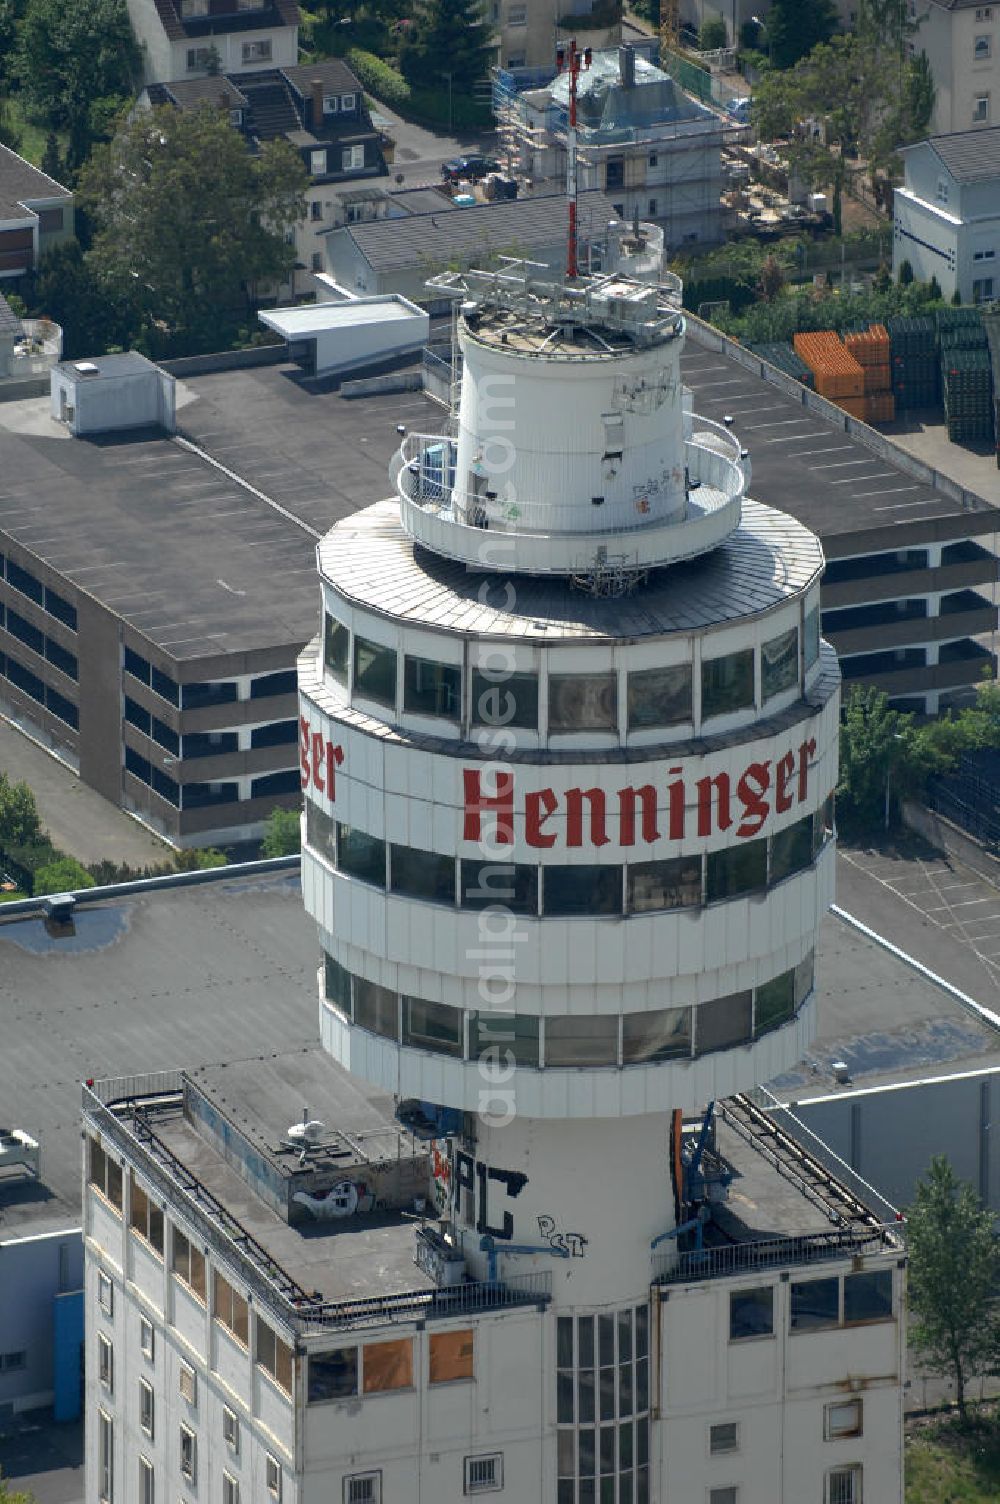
left=441, top=155, right=502, bottom=183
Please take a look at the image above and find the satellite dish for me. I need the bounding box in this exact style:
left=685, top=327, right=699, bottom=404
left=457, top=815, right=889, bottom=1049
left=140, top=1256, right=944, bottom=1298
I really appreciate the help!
left=286, top=1106, right=326, bottom=1146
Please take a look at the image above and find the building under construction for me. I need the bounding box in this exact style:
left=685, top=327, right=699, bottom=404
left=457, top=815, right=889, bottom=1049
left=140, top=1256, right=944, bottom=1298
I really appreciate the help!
left=494, top=45, right=731, bottom=249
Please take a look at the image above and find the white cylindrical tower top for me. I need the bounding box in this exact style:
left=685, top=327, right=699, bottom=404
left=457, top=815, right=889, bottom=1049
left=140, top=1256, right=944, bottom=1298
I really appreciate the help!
left=395, top=265, right=746, bottom=580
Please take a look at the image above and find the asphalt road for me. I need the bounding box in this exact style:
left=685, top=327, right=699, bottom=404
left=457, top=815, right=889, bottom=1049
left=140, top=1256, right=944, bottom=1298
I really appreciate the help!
left=371, top=98, right=498, bottom=189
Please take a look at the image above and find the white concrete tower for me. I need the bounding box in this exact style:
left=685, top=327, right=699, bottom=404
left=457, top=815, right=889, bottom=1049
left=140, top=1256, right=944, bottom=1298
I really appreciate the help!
left=298, top=264, right=844, bottom=1503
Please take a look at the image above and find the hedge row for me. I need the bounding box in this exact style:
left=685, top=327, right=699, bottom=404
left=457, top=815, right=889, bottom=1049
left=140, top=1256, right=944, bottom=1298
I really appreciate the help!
left=347, top=49, right=493, bottom=133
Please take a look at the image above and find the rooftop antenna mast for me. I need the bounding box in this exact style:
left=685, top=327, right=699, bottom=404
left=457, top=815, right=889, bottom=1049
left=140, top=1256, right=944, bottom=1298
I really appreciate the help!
left=556, top=39, right=591, bottom=280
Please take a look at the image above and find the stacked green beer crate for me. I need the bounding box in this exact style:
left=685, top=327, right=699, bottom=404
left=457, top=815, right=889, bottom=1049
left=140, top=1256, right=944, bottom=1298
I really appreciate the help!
left=887, top=315, right=937, bottom=409
left=745, top=342, right=814, bottom=388
left=940, top=346, right=994, bottom=441
left=980, top=304, right=1000, bottom=466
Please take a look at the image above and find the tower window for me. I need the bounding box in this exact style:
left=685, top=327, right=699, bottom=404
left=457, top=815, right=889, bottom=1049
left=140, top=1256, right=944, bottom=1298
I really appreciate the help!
left=701, top=648, right=754, bottom=719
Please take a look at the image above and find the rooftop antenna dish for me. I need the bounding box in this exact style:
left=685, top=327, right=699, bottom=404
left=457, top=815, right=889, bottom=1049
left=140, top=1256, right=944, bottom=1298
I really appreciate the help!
left=285, top=1106, right=327, bottom=1166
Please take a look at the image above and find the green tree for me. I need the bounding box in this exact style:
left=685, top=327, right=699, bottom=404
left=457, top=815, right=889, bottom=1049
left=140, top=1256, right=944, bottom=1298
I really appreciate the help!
left=33, top=855, right=95, bottom=895
left=16, top=0, right=140, bottom=167
left=41, top=130, right=62, bottom=180
left=836, top=684, right=912, bottom=834
left=698, top=16, right=727, bottom=50
left=398, top=0, right=493, bottom=93
left=905, top=49, right=936, bottom=138
left=26, top=241, right=139, bottom=358
left=898, top=257, right=914, bottom=284
left=78, top=105, right=307, bottom=354
left=0, top=92, right=21, bottom=151
left=907, top=1156, right=999, bottom=1423
left=757, top=253, right=785, bottom=302
left=0, top=773, right=41, bottom=849
left=261, top=807, right=302, bottom=858
left=763, top=0, right=836, bottom=70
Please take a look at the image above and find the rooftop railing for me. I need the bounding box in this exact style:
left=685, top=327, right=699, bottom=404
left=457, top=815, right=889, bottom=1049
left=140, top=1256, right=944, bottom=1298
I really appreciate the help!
left=84, top=1078, right=551, bottom=1336
left=653, top=1222, right=902, bottom=1287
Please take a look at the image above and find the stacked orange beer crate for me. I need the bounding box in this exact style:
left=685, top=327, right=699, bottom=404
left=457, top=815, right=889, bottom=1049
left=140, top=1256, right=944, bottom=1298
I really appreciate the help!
left=793, top=331, right=866, bottom=417
left=845, top=324, right=894, bottom=422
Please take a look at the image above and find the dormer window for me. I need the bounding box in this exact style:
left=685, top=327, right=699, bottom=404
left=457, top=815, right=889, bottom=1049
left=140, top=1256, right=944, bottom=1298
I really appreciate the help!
left=230, top=109, right=243, bottom=127
left=242, top=38, right=272, bottom=62
left=311, top=149, right=328, bottom=175
left=181, top=0, right=209, bottom=15
left=323, top=95, right=338, bottom=114
left=341, top=93, right=356, bottom=112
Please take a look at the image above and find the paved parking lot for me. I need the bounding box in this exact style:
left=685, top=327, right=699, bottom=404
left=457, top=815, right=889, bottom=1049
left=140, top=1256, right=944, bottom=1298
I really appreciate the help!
left=680, top=345, right=963, bottom=536
left=838, top=843, right=1000, bottom=1006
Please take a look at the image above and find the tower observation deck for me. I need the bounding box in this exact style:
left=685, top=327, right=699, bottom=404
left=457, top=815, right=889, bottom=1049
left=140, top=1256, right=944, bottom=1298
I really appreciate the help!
left=297, top=259, right=844, bottom=1487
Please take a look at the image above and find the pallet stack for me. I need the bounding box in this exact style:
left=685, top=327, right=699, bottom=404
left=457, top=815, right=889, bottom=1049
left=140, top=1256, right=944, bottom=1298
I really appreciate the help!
left=793, top=330, right=866, bottom=416
left=940, top=346, right=994, bottom=442
left=887, top=315, right=937, bottom=410
left=980, top=304, right=1000, bottom=468
left=845, top=324, right=894, bottom=423
left=936, top=308, right=993, bottom=441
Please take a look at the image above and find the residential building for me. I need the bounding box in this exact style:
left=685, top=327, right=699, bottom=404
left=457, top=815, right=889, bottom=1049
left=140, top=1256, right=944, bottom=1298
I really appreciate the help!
left=325, top=190, right=619, bottom=303
left=494, top=47, right=728, bottom=249
left=287, top=257, right=904, bottom=1500
left=894, top=127, right=1000, bottom=303
left=0, top=144, right=74, bottom=284
left=493, top=0, right=623, bottom=72
left=142, top=60, right=387, bottom=295
left=911, top=0, right=1000, bottom=135
left=127, top=0, right=299, bottom=86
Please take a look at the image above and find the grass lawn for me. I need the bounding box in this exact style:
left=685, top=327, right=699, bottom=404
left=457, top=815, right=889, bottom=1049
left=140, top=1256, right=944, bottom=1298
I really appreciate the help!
left=6, top=96, right=65, bottom=169
left=907, top=1415, right=1000, bottom=1502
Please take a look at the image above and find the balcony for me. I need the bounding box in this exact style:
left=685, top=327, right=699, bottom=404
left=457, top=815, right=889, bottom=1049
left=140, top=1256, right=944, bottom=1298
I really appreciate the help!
left=395, top=426, right=744, bottom=577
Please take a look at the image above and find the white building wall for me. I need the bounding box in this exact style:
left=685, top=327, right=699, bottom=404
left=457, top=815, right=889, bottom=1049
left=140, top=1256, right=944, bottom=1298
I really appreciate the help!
left=916, top=1, right=1000, bottom=134
left=0, top=1228, right=82, bottom=1415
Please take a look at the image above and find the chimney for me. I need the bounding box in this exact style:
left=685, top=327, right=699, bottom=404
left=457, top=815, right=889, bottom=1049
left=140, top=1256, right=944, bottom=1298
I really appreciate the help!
left=619, top=45, right=635, bottom=89
left=311, top=77, right=324, bottom=131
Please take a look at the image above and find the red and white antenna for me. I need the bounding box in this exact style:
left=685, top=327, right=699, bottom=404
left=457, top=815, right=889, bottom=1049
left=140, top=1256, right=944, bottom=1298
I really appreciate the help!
left=556, top=40, right=591, bottom=280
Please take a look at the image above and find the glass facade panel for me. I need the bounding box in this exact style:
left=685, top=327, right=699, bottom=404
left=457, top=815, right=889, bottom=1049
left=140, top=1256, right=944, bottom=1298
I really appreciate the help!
left=622, top=1007, right=691, bottom=1063
left=794, top=950, right=815, bottom=1005
left=706, top=840, right=767, bottom=901
left=390, top=844, right=455, bottom=904
left=701, top=649, right=754, bottom=718
left=844, top=1269, right=892, bottom=1323
left=362, top=1338, right=412, bottom=1393
left=545, top=1015, right=618, bottom=1067
left=460, top=858, right=538, bottom=914
left=627, top=664, right=692, bottom=730
left=353, top=978, right=398, bottom=1040
left=353, top=636, right=397, bottom=707
left=544, top=865, right=622, bottom=916
left=468, top=1011, right=540, bottom=1068
left=762, top=627, right=798, bottom=700
left=402, top=996, right=463, bottom=1056
left=324, top=615, right=349, bottom=685
left=628, top=856, right=701, bottom=912
left=755, top=969, right=794, bottom=1035
left=471, top=670, right=539, bottom=730
left=549, top=674, right=618, bottom=732
left=308, top=1348, right=357, bottom=1402
left=771, top=815, right=813, bottom=884
left=306, top=803, right=335, bottom=861
left=695, top=992, right=752, bottom=1055
left=404, top=656, right=462, bottom=720
left=790, top=1276, right=839, bottom=1331
left=323, top=953, right=352, bottom=1017
left=730, top=1286, right=773, bottom=1340
left=336, top=824, right=386, bottom=887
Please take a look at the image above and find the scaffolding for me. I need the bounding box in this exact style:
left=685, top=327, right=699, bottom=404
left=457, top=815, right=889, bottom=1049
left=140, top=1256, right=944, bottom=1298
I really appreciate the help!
left=491, top=55, right=743, bottom=251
